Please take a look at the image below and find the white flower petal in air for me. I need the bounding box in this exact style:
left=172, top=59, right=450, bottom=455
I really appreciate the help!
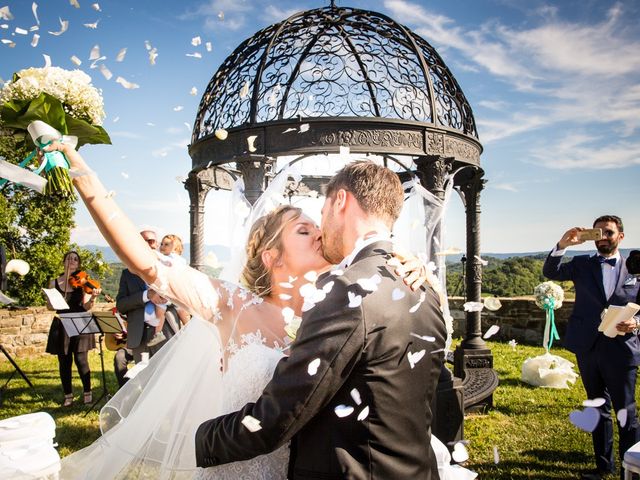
left=247, top=135, right=257, bottom=152
left=279, top=282, right=294, bottom=289
left=173, top=105, right=183, bottom=112
left=89, top=44, right=100, bottom=60
left=191, top=36, right=201, bottom=46
left=42, top=54, right=51, bottom=68
left=407, top=349, right=425, bottom=369
left=48, top=18, right=69, bottom=36
left=185, top=52, right=202, bottom=59
left=483, top=325, right=500, bottom=339
left=322, top=281, right=334, bottom=294
left=357, top=274, right=381, bottom=292
left=569, top=407, right=600, bottom=432
left=410, top=332, right=435, bottom=342
left=239, top=80, right=250, bottom=99
left=70, top=55, right=82, bottom=66
left=189, top=86, right=198, bottom=96
left=116, top=48, right=127, bottom=62
left=347, top=291, right=362, bottom=308
left=116, top=77, right=139, bottom=89
left=214, top=129, right=228, bottom=140
left=463, top=301, right=484, bottom=312
left=15, top=27, right=28, bottom=35
left=84, top=20, right=99, bottom=29
left=70, top=0, right=80, bottom=8
left=281, top=306, right=295, bottom=324
left=30, top=25, right=39, bottom=31
left=146, top=122, right=155, bottom=127
left=5, top=259, right=30, bottom=276
left=493, top=446, right=500, bottom=464
left=0, top=6, right=14, bottom=20
left=1, top=40, right=15, bottom=47
left=617, top=408, right=628, bottom=428
left=451, top=442, right=469, bottom=463
left=391, top=288, right=405, bottom=301
left=120, top=171, right=129, bottom=179
left=0, top=291, right=16, bottom=304
left=582, top=398, right=606, bottom=408
left=484, top=297, right=502, bottom=311
left=304, top=271, right=318, bottom=282
left=98, top=64, right=112, bottom=80
left=357, top=406, right=369, bottom=421
left=350, top=388, right=361, bottom=405
left=92, top=3, right=101, bottom=11
left=299, top=123, right=309, bottom=133
left=30, top=33, right=39, bottom=47
left=241, top=415, right=262, bottom=432
left=205, top=42, right=212, bottom=52
left=508, top=339, right=517, bottom=350
left=149, top=48, right=158, bottom=65
left=278, top=293, right=292, bottom=301
left=307, top=358, right=320, bottom=376
left=334, top=405, right=354, bottom=418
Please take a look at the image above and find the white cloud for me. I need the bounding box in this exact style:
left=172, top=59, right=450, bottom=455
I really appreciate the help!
left=181, top=0, right=251, bottom=31
left=490, top=183, right=519, bottom=192
left=110, top=131, right=143, bottom=139
left=263, top=5, right=300, bottom=23
left=71, top=225, right=107, bottom=246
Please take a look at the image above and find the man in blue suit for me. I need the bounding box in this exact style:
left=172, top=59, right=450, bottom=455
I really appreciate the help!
left=544, top=215, right=640, bottom=479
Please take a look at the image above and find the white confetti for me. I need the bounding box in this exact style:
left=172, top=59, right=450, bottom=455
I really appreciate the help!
left=116, top=76, right=139, bottom=89
left=5, top=259, right=30, bottom=276
left=451, top=442, right=469, bottom=463
left=391, top=287, right=405, bottom=301
left=307, top=358, right=320, bottom=376
left=281, top=306, right=295, bottom=324
left=116, top=48, right=127, bottom=62
left=191, top=36, right=201, bottom=46
left=90, top=56, right=106, bottom=68
left=30, top=25, right=39, bottom=31
left=279, top=282, right=294, bottom=289
left=214, top=129, right=228, bottom=140
left=0, top=24, right=8, bottom=30
left=89, top=44, right=101, bottom=60
left=357, top=406, right=370, bottom=421
left=463, top=301, right=484, bottom=312
left=347, top=291, right=362, bottom=308
left=205, top=41, right=212, bottom=52
left=569, top=407, right=600, bottom=432
left=350, top=388, right=361, bottom=405
left=484, top=297, right=502, bottom=311
left=148, top=48, right=158, bottom=65
left=184, top=122, right=190, bottom=130
left=30, top=33, right=39, bottom=47
left=190, top=86, right=198, bottom=96
left=299, top=123, right=310, bottom=133
left=407, top=349, right=426, bottom=369
left=483, top=324, right=500, bottom=339
left=582, top=398, right=606, bottom=408
left=322, top=281, right=335, bottom=295
left=240, top=80, right=250, bottom=99
left=70, top=0, right=80, bottom=8
left=112, top=116, right=120, bottom=123
left=330, top=269, right=344, bottom=277
left=357, top=274, right=381, bottom=292
left=98, top=64, right=112, bottom=80
left=48, top=18, right=69, bottom=36
left=247, top=135, right=257, bottom=152
left=493, top=446, right=500, bottom=464
left=409, top=292, right=426, bottom=313
left=15, top=27, right=28, bottom=35
left=303, top=271, right=318, bottom=282
left=217, top=11, right=224, bottom=21
left=240, top=415, right=262, bottom=432
left=410, top=332, right=436, bottom=342
left=70, top=55, right=82, bottom=66
left=92, top=3, right=101, bottom=11
left=144, top=40, right=152, bottom=51
left=0, top=6, right=14, bottom=20
left=617, top=408, right=628, bottom=428
left=508, top=339, right=517, bottom=350
left=173, top=105, right=184, bottom=112
left=186, top=52, right=202, bottom=58
left=334, top=405, right=354, bottom=418
left=282, top=128, right=297, bottom=134
left=42, top=54, right=51, bottom=68
left=84, top=20, right=99, bottom=29
left=278, top=293, right=292, bottom=301
left=120, top=171, right=129, bottom=179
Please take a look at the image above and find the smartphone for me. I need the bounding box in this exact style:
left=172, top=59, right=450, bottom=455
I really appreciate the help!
left=578, top=228, right=603, bottom=241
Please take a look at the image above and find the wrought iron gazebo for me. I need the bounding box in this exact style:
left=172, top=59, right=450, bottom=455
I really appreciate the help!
left=187, top=3, right=497, bottom=429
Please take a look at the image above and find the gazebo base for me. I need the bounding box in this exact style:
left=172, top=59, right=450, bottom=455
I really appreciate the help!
left=453, top=347, right=499, bottom=412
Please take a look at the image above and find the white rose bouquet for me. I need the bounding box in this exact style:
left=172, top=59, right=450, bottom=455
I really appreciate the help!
left=0, top=66, right=111, bottom=197
left=534, top=281, right=564, bottom=351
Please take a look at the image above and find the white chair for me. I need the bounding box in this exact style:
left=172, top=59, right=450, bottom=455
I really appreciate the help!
left=623, top=440, right=640, bottom=480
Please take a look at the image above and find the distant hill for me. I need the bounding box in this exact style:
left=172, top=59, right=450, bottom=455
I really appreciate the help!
left=445, top=248, right=638, bottom=265
left=81, top=244, right=231, bottom=264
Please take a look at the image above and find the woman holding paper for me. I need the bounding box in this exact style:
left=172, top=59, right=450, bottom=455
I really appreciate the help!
left=44, top=251, right=100, bottom=407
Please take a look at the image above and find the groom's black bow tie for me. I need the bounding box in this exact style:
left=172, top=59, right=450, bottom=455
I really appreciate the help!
left=597, top=256, right=617, bottom=267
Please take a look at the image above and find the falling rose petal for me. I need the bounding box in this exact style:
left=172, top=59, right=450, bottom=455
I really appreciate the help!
left=190, top=86, right=198, bottom=96
left=350, top=388, right=361, bottom=405
left=48, top=18, right=69, bottom=36
left=493, top=446, right=500, bottom=464
left=391, top=288, right=405, bottom=301
left=334, top=405, right=354, bottom=418
left=120, top=171, right=129, bottom=179
left=98, top=64, right=112, bottom=80
left=451, top=442, right=469, bottom=463
left=116, top=47, right=127, bottom=62
left=307, top=358, right=321, bottom=376
left=582, top=398, right=606, bottom=408
left=5, top=259, right=30, bottom=276
left=617, top=408, right=628, bottom=428
left=0, top=6, right=13, bottom=21
left=15, top=27, right=28, bottom=35
left=116, top=76, right=139, bottom=89
left=407, top=349, right=426, bottom=369
left=70, top=0, right=80, bottom=8
left=247, top=135, right=257, bottom=152
left=239, top=80, right=250, bottom=99
left=42, top=54, right=51, bottom=67
left=205, top=41, right=212, bottom=52
left=173, top=105, right=184, bottom=112
left=348, top=291, right=362, bottom=308
left=278, top=293, right=292, bottom=301
left=483, top=325, right=500, bottom=339
left=357, top=274, right=381, bottom=292
left=84, top=20, right=99, bottom=29
left=304, top=271, right=318, bottom=282
left=186, top=52, right=202, bottom=58
left=92, top=3, right=101, bottom=11
left=191, top=36, right=201, bottom=46
left=240, top=415, right=262, bottom=432
left=30, top=33, right=39, bottom=47
left=357, top=406, right=369, bottom=421
left=463, top=301, right=484, bottom=312
left=410, top=332, right=435, bottom=342
left=569, top=407, right=601, bottom=432
left=508, top=339, right=517, bottom=350
left=70, top=55, right=82, bottom=66
left=214, top=129, right=228, bottom=140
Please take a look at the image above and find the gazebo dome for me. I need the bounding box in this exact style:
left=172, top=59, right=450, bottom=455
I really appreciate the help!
left=190, top=4, right=481, bottom=170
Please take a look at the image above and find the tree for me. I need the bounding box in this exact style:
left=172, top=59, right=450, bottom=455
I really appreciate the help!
left=0, top=132, right=109, bottom=306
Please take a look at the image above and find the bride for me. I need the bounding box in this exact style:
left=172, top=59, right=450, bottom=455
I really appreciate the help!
left=48, top=142, right=476, bottom=480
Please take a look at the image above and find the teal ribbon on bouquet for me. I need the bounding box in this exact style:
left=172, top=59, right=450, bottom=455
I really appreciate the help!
left=543, top=297, right=560, bottom=352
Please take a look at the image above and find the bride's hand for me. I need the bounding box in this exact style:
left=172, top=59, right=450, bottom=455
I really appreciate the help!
left=389, top=250, right=429, bottom=291
left=43, top=141, right=91, bottom=172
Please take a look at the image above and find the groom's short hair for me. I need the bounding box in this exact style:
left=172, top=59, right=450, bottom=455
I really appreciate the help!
left=325, top=161, right=404, bottom=225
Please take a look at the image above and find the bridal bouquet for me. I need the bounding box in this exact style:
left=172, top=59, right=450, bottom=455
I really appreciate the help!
left=0, top=66, right=111, bottom=197
left=534, top=281, right=564, bottom=351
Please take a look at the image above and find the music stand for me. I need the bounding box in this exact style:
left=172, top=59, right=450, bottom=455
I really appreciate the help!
left=0, top=344, right=35, bottom=406
left=59, top=312, right=111, bottom=415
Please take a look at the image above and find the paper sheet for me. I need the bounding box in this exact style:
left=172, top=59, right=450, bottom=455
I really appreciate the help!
left=42, top=287, right=70, bottom=310
left=598, top=303, right=640, bottom=338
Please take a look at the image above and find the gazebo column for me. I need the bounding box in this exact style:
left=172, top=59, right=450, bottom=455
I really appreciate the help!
left=236, top=157, right=273, bottom=206
left=454, top=169, right=497, bottom=411
left=416, top=156, right=464, bottom=444
left=186, top=171, right=214, bottom=271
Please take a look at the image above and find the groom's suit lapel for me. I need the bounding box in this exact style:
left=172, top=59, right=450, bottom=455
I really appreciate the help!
left=347, top=240, right=392, bottom=269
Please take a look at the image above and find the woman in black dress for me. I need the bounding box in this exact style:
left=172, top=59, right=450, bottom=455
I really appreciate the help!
left=45, top=251, right=101, bottom=406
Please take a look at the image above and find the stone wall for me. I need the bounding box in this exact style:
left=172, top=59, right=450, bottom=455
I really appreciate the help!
left=0, top=298, right=575, bottom=360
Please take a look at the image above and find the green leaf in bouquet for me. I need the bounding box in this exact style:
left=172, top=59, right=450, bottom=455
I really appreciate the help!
left=65, top=115, right=112, bottom=147
left=0, top=92, right=68, bottom=137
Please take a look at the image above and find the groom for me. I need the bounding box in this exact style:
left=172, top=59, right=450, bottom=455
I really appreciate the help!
left=195, top=161, right=447, bottom=479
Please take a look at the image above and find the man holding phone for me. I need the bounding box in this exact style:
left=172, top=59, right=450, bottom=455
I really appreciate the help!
left=544, top=215, right=640, bottom=479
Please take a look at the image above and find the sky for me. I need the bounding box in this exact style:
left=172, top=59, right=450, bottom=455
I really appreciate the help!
left=1, top=0, right=639, bottom=256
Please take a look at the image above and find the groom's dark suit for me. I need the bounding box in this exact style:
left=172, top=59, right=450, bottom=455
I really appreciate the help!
left=543, top=252, right=640, bottom=472
left=195, top=241, right=447, bottom=479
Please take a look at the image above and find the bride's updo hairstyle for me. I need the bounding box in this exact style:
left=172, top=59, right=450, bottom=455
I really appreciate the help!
left=241, top=205, right=302, bottom=297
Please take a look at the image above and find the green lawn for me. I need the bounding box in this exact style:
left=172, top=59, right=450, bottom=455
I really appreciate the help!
left=0, top=341, right=633, bottom=478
